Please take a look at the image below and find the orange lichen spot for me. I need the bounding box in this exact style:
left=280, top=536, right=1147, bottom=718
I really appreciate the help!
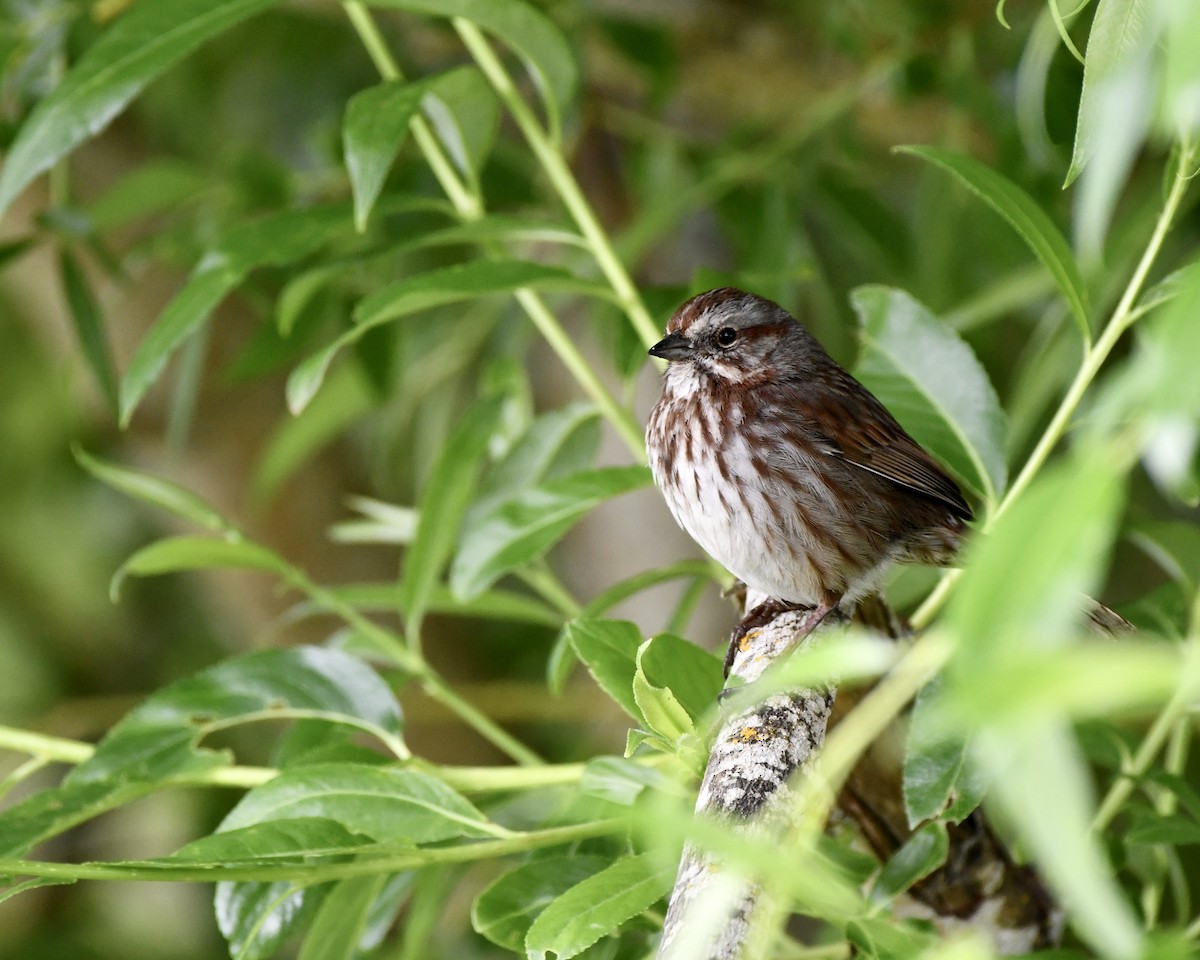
left=738, top=630, right=761, bottom=650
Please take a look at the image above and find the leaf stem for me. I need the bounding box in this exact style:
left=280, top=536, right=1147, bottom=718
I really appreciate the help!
left=452, top=18, right=661, bottom=353
left=341, top=3, right=646, bottom=460
left=0, top=818, right=627, bottom=884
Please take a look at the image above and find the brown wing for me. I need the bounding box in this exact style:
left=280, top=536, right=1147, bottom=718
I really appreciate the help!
left=815, top=374, right=973, bottom=522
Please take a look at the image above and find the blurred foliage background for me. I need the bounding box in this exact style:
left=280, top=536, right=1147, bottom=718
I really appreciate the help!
left=1, top=0, right=1199, bottom=958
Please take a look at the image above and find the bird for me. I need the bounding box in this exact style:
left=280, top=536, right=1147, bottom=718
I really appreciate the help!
left=645, top=287, right=973, bottom=672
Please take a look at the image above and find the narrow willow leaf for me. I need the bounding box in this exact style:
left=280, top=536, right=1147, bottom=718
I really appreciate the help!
left=0, top=0, right=278, bottom=219
left=343, top=79, right=432, bottom=232
left=579, top=757, right=682, bottom=806
left=219, top=763, right=500, bottom=842
left=171, top=818, right=367, bottom=863
left=897, top=146, right=1090, bottom=338
left=287, top=260, right=606, bottom=413
left=525, top=854, right=673, bottom=960
left=851, top=286, right=1007, bottom=504
left=421, top=66, right=499, bottom=183
left=298, top=581, right=562, bottom=627
left=59, top=249, right=119, bottom=415
left=399, top=393, right=504, bottom=636
left=85, top=159, right=209, bottom=230
left=477, top=403, right=601, bottom=507
left=564, top=619, right=643, bottom=721
left=1125, top=815, right=1200, bottom=846
left=0, top=780, right=152, bottom=859
left=0, top=877, right=76, bottom=906
left=120, top=204, right=349, bottom=424
left=869, top=821, right=949, bottom=903
left=111, top=536, right=288, bottom=601
left=74, top=446, right=230, bottom=532
left=472, top=856, right=609, bottom=952
left=450, top=465, right=652, bottom=600
left=368, top=0, right=575, bottom=138
left=1068, top=0, right=1156, bottom=262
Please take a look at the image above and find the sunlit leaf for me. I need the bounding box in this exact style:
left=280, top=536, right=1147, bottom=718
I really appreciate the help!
left=111, top=536, right=288, bottom=601
left=564, top=619, right=643, bottom=721
left=59, top=249, right=119, bottom=416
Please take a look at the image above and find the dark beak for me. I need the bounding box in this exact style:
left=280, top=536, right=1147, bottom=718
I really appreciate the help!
left=649, top=332, right=693, bottom=361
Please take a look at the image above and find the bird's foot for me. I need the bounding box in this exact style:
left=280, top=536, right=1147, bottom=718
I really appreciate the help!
left=722, top=595, right=840, bottom=678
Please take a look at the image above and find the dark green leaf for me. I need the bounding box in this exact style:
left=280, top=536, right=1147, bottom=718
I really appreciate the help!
left=450, top=466, right=652, bottom=600
left=851, top=286, right=1007, bottom=504
left=0, top=0, right=279, bottom=220
left=420, top=66, right=500, bottom=182
left=59, top=249, right=119, bottom=416
left=1126, top=815, right=1200, bottom=846
left=368, top=0, right=575, bottom=139
left=903, top=676, right=986, bottom=827
left=472, top=855, right=609, bottom=951
left=171, top=818, right=367, bottom=863
left=0, top=780, right=152, bottom=859
left=525, top=853, right=673, bottom=960
left=399, top=393, right=505, bottom=636
left=343, top=79, right=431, bottom=232
left=219, top=763, right=500, bottom=842
left=564, top=619, right=643, bottom=721
left=896, top=146, right=1090, bottom=338
left=74, top=446, right=230, bottom=533
left=869, top=821, right=949, bottom=903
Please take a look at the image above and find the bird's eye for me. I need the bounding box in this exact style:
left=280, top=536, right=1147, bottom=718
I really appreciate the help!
left=716, top=327, right=738, bottom=347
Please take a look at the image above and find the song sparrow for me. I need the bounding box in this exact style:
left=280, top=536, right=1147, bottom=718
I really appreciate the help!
left=646, top=288, right=972, bottom=664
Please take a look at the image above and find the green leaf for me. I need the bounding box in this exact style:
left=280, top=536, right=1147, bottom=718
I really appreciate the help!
left=298, top=581, right=562, bottom=627
left=632, top=639, right=695, bottom=744
left=287, top=260, right=606, bottom=413
left=216, top=879, right=328, bottom=960
left=399, top=392, right=505, bottom=636
left=472, top=855, right=609, bottom=951
left=0, top=780, right=153, bottom=859
left=111, top=536, right=288, bottom=601
left=636, top=633, right=723, bottom=724
left=851, top=286, right=1007, bottom=504
left=85, top=159, right=209, bottom=230
left=869, top=821, right=949, bottom=904
left=946, top=447, right=1124, bottom=666
left=1069, top=0, right=1156, bottom=263
left=978, top=721, right=1142, bottom=959
left=477, top=403, right=601, bottom=506
left=580, top=757, right=682, bottom=806
left=1126, top=814, right=1200, bottom=846
left=368, top=0, right=575, bottom=140
left=121, top=204, right=349, bottom=424
left=896, top=145, right=1090, bottom=338
left=171, top=818, right=369, bottom=863
left=298, top=875, right=387, bottom=960
left=564, top=619, right=643, bottom=721
left=450, top=466, right=651, bottom=600
left=343, top=79, right=432, bottom=232
left=72, top=647, right=405, bottom=785
left=903, top=676, right=987, bottom=828
left=74, top=446, right=230, bottom=533
left=525, top=853, right=673, bottom=960
left=219, top=763, right=501, bottom=842
left=420, top=66, right=500, bottom=183
left=0, top=0, right=278, bottom=220
left=59, top=249, right=119, bottom=416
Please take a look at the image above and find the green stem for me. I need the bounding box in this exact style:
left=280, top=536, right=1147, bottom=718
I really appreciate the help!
left=342, top=4, right=646, bottom=460
left=419, top=674, right=544, bottom=767
left=0, top=818, right=626, bottom=884
left=1092, top=639, right=1200, bottom=832
left=452, top=18, right=661, bottom=352
left=516, top=561, right=583, bottom=619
